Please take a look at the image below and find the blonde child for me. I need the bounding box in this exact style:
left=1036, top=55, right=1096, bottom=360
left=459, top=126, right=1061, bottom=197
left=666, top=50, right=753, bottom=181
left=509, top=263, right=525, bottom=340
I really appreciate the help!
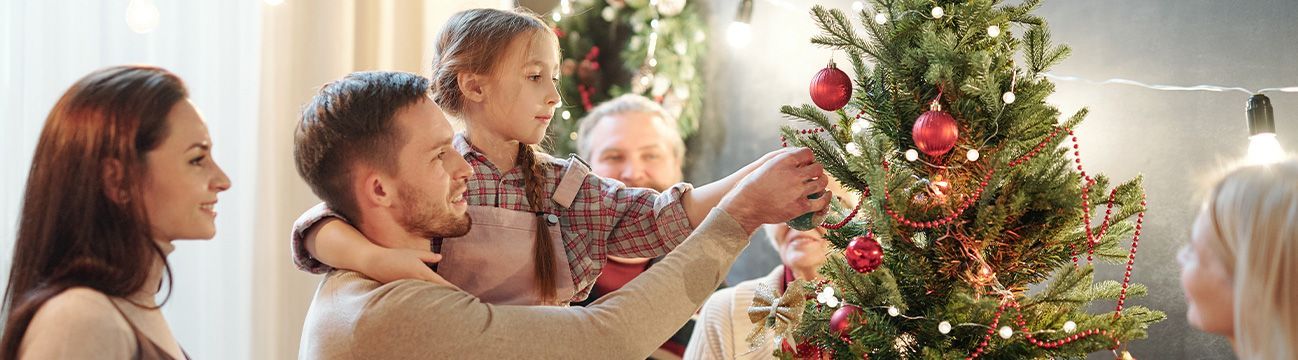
left=1179, top=159, right=1298, bottom=358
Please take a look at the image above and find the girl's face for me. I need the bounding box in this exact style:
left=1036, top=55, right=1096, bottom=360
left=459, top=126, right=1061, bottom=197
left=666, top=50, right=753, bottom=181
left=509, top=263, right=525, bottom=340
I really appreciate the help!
left=141, top=100, right=231, bottom=242
left=478, top=30, right=562, bottom=145
left=1179, top=206, right=1235, bottom=337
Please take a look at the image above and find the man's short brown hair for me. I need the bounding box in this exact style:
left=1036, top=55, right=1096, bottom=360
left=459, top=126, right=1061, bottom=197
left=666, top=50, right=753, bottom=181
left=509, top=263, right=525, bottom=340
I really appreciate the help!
left=294, top=71, right=430, bottom=222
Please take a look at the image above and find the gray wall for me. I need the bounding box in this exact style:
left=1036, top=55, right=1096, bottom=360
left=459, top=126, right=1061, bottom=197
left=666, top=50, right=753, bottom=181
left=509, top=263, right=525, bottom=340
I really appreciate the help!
left=690, top=0, right=1298, bottom=358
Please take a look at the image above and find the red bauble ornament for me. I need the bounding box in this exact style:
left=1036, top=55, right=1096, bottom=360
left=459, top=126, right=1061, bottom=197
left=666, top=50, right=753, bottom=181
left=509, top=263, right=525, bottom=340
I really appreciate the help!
left=810, top=61, right=852, bottom=111
left=829, top=304, right=867, bottom=340
left=912, top=101, right=959, bottom=157
left=780, top=339, right=827, bottom=359
left=845, top=232, right=884, bottom=273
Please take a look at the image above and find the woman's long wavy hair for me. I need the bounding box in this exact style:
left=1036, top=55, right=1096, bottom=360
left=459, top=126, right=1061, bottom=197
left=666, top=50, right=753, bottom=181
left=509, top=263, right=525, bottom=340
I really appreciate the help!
left=2, top=65, right=186, bottom=358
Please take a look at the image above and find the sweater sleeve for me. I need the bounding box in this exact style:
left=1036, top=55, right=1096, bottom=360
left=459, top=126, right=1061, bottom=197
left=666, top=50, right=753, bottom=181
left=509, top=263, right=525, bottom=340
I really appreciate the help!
left=350, top=208, right=751, bottom=360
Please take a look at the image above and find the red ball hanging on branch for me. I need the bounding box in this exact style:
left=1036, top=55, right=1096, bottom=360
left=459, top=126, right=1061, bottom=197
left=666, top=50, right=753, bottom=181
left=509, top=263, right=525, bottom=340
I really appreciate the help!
left=780, top=338, right=829, bottom=359
left=829, top=304, right=867, bottom=340
left=810, top=60, right=852, bottom=111
left=845, top=232, right=884, bottom=273
left=912, top=97, right=959, bottom=157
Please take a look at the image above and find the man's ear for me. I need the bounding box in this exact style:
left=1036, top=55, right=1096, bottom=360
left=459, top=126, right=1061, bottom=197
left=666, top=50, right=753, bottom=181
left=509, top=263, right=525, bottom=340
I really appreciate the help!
left=101, top=158, right=129, bottom=204
left=458, top=72, right=488, bottom=104
left=354, top=168, right=395, bottom=209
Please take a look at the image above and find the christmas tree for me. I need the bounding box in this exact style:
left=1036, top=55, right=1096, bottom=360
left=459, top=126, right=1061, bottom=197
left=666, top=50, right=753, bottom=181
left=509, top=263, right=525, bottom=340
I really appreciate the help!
left=546, top=0, right=705, bottom=156
left=766, top=0, right=1166, bottom=358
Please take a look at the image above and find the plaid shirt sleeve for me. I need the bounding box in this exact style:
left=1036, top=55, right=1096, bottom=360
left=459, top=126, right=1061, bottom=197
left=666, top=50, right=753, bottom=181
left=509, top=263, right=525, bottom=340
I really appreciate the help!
left=290, top=202, right=345, bottom=274
left=591, top=176, right=695, bottom=258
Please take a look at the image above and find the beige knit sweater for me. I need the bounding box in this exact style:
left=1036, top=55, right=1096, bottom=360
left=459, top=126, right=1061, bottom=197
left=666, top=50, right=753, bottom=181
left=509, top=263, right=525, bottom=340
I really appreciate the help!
left=297, top=208, right=752, bottom=360
left=684, top=266, right=784, bottom=360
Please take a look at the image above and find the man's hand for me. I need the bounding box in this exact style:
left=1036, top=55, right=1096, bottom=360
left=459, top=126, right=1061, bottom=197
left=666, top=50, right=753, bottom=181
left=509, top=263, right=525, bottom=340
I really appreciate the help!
left=720, top=147, right=830, bottom=234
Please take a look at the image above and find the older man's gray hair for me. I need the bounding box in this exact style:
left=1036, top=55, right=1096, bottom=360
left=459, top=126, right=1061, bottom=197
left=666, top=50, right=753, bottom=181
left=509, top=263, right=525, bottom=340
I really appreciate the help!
left=575, top=94, right=687, bottom=162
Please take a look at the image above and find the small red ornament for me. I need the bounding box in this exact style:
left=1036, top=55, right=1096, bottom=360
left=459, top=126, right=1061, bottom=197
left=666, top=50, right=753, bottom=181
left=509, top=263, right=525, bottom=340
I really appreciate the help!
left=810, top=61, right=852, bottom=111
left=780, top=338, right=827, bottom=359
left=845, top=232, right=883, bottom=273
left=912, top=100, right=959, bottom=157
left=829, top=304, right=867, bottom=340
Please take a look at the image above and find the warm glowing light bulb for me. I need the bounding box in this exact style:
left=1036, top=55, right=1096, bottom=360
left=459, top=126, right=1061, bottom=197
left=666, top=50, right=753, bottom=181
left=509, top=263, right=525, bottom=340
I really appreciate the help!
left=727, top=22, right=752, bottom=48
left=125, top=0, right=160, bottom=34
left=1247, top=133, right=1286, bottom=165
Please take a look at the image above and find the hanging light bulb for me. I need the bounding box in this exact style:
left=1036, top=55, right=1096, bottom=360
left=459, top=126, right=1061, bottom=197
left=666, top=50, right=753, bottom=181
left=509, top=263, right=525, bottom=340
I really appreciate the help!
left=1246, top=94, right=1286, bottom=165
left=998, top=326, right=1013, bottom=339
left=851, top=1, right=865, bottom=12
left=125, top=0, right=160, bottom=34
left=727, top=0, right=754, bottom=49
left=1063, top=321, right=1077, bottom=333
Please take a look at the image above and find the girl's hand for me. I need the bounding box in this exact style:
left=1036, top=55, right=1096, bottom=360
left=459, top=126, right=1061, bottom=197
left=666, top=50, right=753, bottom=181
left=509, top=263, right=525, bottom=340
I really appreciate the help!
left=307, top=218, right=451, bottom=285
left=359, top=247, right=451, bottom=286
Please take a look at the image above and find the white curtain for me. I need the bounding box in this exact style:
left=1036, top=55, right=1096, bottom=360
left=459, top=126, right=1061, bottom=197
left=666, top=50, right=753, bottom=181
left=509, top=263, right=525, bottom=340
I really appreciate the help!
left=0, top=1, right=262, bottom=358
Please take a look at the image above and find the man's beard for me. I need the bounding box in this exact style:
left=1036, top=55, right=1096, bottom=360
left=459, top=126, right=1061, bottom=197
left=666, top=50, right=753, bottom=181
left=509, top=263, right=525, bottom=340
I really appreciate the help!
left=396, top=182, right=471, bottom=239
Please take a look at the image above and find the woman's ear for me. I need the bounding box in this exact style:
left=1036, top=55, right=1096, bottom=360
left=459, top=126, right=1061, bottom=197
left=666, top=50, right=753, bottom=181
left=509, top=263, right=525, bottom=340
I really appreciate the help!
left=458, top=72, right=488, bottom=104
left=101, top=158, right=129, bottom=204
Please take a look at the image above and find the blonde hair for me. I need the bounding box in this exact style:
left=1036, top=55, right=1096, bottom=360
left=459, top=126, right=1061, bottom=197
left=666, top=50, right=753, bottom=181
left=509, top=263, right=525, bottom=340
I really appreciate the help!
left=430, top=8, right=562, bottom=302
left=576, top=94, right=686, bottom=162
left=1202, top=158, right=1298, bottom=358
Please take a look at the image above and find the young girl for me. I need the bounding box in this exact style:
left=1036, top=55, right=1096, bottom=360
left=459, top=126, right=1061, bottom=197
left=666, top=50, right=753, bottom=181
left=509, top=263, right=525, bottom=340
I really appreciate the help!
left=290, top=8, right=784, bottom=305
left=2, top=66, right=230, bottom=359
left=1179, top=159, right=1298, bottom=358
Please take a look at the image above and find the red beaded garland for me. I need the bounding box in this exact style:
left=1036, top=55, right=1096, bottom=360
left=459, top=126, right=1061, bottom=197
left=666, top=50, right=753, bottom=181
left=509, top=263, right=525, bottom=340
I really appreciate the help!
left=779, top=123, right=1150, bottom=354
left=1114, top=194, right=1147, bottom=319
left=821, top=202, right=861, bottom=230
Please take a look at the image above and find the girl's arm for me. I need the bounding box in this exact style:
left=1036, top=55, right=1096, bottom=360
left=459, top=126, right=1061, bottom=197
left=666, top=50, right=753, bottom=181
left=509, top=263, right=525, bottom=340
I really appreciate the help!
left=680, top=148, right=788, bottom=227
left=292, top=203, right=444, bottom=284
left=597, top=149, right=791, bottom=258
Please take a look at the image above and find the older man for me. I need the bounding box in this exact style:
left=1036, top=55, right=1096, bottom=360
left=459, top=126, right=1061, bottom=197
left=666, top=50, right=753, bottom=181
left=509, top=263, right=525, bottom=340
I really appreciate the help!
left=293, top=72, right=830, bottom=359
left=571, top=95, right=705, bottom=358
left=574, top=94, right=689, bottom=285
left=576, top=94, right=687, bottom=193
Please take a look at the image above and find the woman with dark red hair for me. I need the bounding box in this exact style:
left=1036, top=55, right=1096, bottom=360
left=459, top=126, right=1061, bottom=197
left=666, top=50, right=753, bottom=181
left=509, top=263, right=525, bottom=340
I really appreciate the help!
left=2, top=65, right=230, bottom=360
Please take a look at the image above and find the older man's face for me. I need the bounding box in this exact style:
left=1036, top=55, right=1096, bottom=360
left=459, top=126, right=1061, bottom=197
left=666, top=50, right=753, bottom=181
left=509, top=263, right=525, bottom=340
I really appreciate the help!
left=585, top=112, right=683, bottom=192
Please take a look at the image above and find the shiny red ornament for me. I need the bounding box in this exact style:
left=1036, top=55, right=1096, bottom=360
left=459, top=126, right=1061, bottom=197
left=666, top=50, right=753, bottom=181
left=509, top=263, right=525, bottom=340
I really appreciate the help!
left=829, top=304, right=867, bottom=340
left=845, top=232, right=883, bottom=273
left=912, top=100, right=959, bottom=157
left=810, top=61, right=852, bottom=111
left=780, top=338, right=827, bottom=359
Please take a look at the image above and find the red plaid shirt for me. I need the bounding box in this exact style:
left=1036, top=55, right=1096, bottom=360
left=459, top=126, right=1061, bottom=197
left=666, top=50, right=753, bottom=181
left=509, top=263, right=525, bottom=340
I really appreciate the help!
left=291, top=133, right=695, bottom=302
